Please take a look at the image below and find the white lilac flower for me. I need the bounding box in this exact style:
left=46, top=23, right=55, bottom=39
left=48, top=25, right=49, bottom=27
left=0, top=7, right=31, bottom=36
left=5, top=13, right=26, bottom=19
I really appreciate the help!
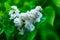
left=19, top=13, right=28, bottom=20
left=18, top=28, right=24, bottom=35
left=35, top=12, right=42, bottom=22
left=14, top=18, right=22, bottom=27
left=25, top=21, right=35, bottom=31
left=9, top=14, right=16, bottom=20
left=9, top=6, right=42, bottom=35
left=35, top=6, right=42, bottom=11
left=9, top=6, right=20, bottom=20
left=15, top=9, right=20, bottom=13
left=9, top=10, right=14, bottom=15
left=27, top=9, right=42, bottom=23
left=11, top=6, right=17, bottom=10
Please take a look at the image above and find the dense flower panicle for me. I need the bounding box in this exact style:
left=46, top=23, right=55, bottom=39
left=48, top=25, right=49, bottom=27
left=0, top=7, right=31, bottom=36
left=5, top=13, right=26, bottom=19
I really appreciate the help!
left=9, top=6, right=42, bottom=35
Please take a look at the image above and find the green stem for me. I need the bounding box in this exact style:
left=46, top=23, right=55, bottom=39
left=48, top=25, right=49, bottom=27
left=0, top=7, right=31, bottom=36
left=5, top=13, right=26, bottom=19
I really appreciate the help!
left=41, top=0, right=47, bottom=6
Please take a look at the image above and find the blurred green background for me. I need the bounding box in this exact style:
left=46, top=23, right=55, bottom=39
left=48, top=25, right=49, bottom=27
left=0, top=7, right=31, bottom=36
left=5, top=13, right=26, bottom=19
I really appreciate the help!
left=0, top=0, right=60, bottom=40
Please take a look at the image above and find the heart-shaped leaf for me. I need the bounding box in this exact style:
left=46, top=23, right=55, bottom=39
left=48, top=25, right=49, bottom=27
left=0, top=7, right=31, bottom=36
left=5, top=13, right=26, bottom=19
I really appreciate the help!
left=44, top=6, right=55, bottom=26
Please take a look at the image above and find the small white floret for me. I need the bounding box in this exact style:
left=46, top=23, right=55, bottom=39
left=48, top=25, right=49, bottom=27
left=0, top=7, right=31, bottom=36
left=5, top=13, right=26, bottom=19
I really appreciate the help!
left=11, top=6, right=17, bottom=10
left=14, top=18, right=22, bottom=27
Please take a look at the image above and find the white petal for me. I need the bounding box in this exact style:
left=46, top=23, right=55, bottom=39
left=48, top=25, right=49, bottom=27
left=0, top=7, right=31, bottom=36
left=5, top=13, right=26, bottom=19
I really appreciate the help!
left=14, top=18, right=22, bottom=26
left=35, top=6, right=42, bottom=11
left=9, top=10, right=14, bottom=15
left=29, top=24, right=35, bottom=31
left=25, top=21, right=35, bottom=31
left=18, top=28, right=24, bottom=35
left=35, top=12, right=42, bottom=22
left=10, top=14, right=16, bottom=20
left=11, top=6, right=17, bottom=9
left=15, top=9, right=20, bottom=13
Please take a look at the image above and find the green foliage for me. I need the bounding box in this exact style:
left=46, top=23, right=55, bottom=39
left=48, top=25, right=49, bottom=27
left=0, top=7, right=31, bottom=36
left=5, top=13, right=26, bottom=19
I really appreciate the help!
left=0, top=0, right=60, bottom=40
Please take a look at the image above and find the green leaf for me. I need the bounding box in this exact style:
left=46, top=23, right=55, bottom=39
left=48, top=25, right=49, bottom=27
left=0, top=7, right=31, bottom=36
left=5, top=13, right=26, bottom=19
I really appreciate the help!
left=0, top=28, right=4, bottom=35
left=4, top=2, right=11, bottom=11
left=52, top=0, right=60, bottom=7
left=44, top=6, right=55, bottom=26
left=13, top=0, right=20, bottom=4
left=4, top=25, right=15, bottom=40
left=0, top=21, right=4, bottom=35
left=40, top=30, right=59, bottom=40
left=48, top=0, right=60, bottom=15
left=17, top=29, right=37, bottom=40
left=36, top=16, right=46, bottom=29
left=0, top=11, right=4, bottom=16
left=27, top=30, right=37, bottom=40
